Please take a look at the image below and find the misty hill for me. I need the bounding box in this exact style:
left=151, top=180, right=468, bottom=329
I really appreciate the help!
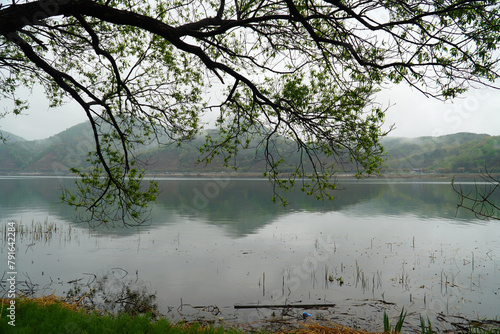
left=0, top=130, right=27, bottom=143
left=0, top=122, right=498, bottom=174
left=0, top=131, right=27, bottom=143
left=0, top=123, right=94, bottom=172
left=381, top=133, right=500, bottom=173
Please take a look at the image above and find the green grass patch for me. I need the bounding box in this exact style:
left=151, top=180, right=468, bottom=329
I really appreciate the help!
left=0, top=298, right=241, bottom=334
left=2, top=298, right=499, bottom=334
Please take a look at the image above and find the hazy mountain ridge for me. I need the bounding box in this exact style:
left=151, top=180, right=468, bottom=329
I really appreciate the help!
left=0, top=130, right=27, bottom=143
left=381, top=133, right=500, bottom=173
left=0, top=122, right=498, bottom=174
left=0, top=123, right=94, bottom=172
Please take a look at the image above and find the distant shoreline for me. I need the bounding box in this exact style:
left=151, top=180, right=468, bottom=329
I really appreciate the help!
left=0, top=171, right=498, bottom=180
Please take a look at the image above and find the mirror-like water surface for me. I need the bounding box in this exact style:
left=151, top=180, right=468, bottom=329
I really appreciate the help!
left=1, top=176, right=499, bottom=331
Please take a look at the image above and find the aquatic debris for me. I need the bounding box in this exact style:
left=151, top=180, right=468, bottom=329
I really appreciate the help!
left=234, top=303, right=336, bottom=309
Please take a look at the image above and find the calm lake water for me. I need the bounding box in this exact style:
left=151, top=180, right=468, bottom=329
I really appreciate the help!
left=1, top=176, right=499, bottom=331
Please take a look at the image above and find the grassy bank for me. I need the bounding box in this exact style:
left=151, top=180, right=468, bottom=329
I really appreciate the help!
left=0, top=296, right=241, bottom=334
left=1, top=296, right=499, bottom=334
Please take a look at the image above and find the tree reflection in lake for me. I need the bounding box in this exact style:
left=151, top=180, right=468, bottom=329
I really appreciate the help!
left=1, top=176, right=499, bottom=332
left=65, top=269, right=158, bottom=316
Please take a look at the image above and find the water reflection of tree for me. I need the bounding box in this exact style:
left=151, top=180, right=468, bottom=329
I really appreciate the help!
left=453, top=170, right=500, bottom=220
left=65, top=269, right=159, bottom=317
left=155, top=179, right=383, bottom=236
left=1, top=178, right=486, bottom=239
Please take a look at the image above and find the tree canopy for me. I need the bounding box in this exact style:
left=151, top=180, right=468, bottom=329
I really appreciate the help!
left=1, top=0, right=500, bottom=225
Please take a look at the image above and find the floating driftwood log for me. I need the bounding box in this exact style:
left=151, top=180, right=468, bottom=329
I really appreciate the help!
left=234, top=303, right=336, bottom=309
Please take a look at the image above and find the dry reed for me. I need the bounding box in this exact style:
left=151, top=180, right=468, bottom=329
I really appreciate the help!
left=277, top=321, right=383, bottom=334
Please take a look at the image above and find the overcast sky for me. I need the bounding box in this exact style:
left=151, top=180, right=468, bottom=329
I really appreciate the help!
left=1, top=83, right=500, bottom=141
left=1, top=0, right=499, bottom=141
left=377, top=84, right=500, bottom=138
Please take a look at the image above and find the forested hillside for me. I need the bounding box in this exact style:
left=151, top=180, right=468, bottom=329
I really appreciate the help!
left=381, top=133, right=500, bottom=173
left=0, top=123, right=498, bottom=174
